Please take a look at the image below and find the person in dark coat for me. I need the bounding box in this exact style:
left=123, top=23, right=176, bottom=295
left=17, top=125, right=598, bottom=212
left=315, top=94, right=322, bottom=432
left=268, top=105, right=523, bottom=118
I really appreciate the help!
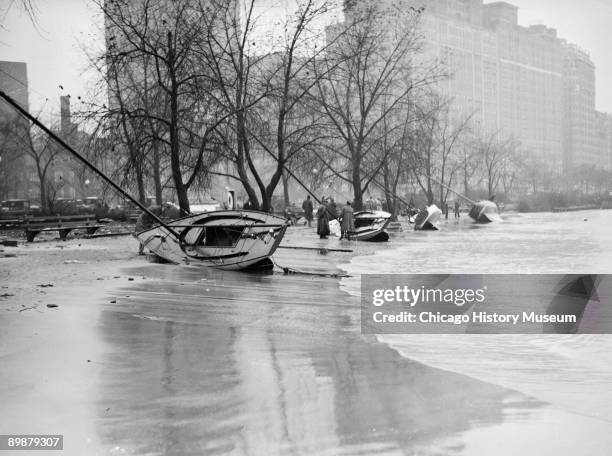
left=327, top=197, right=338, bottom=220
left=316, top=199, right=330, bottom=239
left=134, top=205, right=162, bottom=254
left=302, top=195, right=314, bottom=227
left=339, top=201, right=355, bottom=240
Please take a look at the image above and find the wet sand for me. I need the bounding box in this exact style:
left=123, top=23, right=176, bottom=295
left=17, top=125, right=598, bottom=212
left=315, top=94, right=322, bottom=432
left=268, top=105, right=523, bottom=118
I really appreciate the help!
left=0, top=226, right=606, bottom=455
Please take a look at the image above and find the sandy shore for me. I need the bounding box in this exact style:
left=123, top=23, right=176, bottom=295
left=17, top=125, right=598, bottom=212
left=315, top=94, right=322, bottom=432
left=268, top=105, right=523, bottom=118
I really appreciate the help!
left=0, top=227, right=607, bottom=455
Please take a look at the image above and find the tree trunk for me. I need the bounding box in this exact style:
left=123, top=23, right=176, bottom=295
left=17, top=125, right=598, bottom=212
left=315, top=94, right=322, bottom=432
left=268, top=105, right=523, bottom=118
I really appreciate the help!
left=282, top=169, right=290, bottom=207
left=167, top=32, right=190, bottom=215
left=352, top=155, right=363, bottom=210
left=153, top=142, right=162, bottom=205
left=36, top=162, right=48, bottom=214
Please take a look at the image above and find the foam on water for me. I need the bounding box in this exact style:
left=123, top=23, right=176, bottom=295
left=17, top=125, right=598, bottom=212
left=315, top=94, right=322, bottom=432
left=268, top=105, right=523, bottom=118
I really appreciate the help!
left=340, top=210, right=612, bottom=421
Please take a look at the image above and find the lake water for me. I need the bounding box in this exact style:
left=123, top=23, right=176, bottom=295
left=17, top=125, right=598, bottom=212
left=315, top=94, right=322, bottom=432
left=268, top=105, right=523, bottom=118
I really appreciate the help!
left=341, top=209, right=612, bottom=423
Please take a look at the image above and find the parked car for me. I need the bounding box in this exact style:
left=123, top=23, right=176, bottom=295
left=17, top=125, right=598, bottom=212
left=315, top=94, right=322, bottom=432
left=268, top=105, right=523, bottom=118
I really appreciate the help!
left=77, top=197, right=102, bottom=214
left=0, top=199, right=31, bottom=219
left=52, top=198, right=78, bottom=215
left=125, top=196, right=157, bottom=221
left=29, top=202, right=43, bottom=216
left=108, top=204, right=127, bottom=221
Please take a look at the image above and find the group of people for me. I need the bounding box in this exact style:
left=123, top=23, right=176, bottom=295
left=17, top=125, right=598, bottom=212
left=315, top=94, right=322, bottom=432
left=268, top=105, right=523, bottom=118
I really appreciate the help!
left=301, top=195, right=355, bottom=240
left=444, top=201, right=462, bottom=219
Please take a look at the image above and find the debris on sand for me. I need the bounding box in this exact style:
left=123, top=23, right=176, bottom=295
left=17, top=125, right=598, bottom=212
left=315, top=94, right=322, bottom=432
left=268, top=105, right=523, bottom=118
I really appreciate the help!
left=0, top=293, right=15, bottom=299
left=37, top=283, right=54, bottom=288
left=19, top=304, right=38, bottom=312
left=46, top=304, right=59, bottom=308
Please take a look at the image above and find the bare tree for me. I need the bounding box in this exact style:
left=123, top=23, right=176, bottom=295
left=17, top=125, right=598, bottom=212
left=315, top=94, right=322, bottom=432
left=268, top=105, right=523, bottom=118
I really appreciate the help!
left=311, top=2, right=437, bottom=210
left=1, top=0, right=39, bottom=29
left=1, top=118, right=62, bottom=213
left=199, top=0, right=342, bottom=211
left=98, top=0, right=227, bottom=214
left=407, top=93, right=473, bottom=207
left=477, top=131, right=518, bottom=198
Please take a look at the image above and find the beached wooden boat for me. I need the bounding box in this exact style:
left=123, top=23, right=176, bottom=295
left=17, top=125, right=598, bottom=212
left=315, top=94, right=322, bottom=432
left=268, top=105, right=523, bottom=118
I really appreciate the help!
left=135, top=210, right=288, bottom=270
left=351, top=210, right=392, bottom=242
left=414, top=205, right=442, bottom=230
left=469, top=200, right=502, bottom=223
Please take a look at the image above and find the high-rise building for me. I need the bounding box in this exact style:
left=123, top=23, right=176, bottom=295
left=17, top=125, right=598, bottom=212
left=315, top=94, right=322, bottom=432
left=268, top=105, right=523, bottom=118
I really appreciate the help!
left=561, top=43, right=609, bottom=171
left=0, top=61, right=29, bottom=121
left=0, top=61, right=30, bottom=200
left=593, top=111, right=612, bottom=171
left=414, top=1, right=564, bottom=172
left=343, top=0, right=609, bottom=176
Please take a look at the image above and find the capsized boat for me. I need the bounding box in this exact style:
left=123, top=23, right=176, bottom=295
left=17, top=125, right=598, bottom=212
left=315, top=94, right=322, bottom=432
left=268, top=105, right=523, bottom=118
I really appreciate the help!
left=469, top=200, right=502, bottom=223
left=351, top=210, right=392, bottom=241
left=135, top=210, right=288, bottom=270
left=414, top=204, right=442, bottom=230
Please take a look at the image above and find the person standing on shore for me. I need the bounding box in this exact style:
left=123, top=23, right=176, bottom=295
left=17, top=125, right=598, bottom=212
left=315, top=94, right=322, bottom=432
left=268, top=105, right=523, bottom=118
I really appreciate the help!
left=327, top=197, right=338, bottom=221
left=454, top=201, right=461, bottom=218
left=340, top=201, right=355, bottom=240
left=302, top=195, right=314, bottom=227
left=316, top=199, right=330, bottom=239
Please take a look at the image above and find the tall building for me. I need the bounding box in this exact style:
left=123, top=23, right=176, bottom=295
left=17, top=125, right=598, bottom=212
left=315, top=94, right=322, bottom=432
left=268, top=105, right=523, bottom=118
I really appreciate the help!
left=414, top=1, right=564, bottom=172
left=562, top=43, right=610, bottom=171
left=344, top=0, right=609, bottom=176
left=0, top=61, right=31, bottom=200
left=593, top=111, right=612, bottom=171
left=0, top=61, right=29, bottom=120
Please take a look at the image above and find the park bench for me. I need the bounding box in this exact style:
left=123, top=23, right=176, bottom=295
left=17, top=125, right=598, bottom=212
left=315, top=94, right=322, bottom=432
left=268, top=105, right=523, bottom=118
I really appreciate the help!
left=0, top=219, right=22, bottom=231
left=23, top=215, right=104, bottom=242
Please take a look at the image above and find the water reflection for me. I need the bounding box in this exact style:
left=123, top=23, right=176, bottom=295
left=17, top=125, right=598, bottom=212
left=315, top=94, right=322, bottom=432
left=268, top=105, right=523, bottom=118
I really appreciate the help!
left=96, top=262, right=522, bottom=455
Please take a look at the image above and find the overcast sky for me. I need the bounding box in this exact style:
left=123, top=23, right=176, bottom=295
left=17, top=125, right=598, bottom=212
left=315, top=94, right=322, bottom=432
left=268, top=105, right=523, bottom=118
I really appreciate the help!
left=1, top=0, right=611, bottom=122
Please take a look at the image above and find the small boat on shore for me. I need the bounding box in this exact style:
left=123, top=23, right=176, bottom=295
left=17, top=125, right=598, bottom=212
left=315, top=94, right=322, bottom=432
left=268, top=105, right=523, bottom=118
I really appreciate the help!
left=414, top=205, right=442, bottom=230
left=469, top=200, right=502, bottom=223
left=351, top=210, right=392, bottom=242
left=135, top=210, right=288, bottom=270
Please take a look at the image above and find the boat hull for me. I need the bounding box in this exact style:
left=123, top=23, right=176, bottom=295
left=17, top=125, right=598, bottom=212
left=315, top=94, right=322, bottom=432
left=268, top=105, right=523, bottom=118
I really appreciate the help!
left=469, top=201, right=502, bottom=223
left=352, top=211, right=391, bottom=242
left=135, top=210, right=288, bottom=271
left=414, top=205, right=442, bottom=230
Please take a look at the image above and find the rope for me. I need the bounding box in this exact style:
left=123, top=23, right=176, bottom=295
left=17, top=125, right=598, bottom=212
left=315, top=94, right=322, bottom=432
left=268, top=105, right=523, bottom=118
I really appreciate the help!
left=270, top=256, right=351, bottom=278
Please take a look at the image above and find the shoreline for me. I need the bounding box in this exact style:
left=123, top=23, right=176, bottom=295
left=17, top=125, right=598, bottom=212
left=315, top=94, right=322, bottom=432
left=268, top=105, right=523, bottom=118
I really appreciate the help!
left=1, top=227, right=610, bottom=454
